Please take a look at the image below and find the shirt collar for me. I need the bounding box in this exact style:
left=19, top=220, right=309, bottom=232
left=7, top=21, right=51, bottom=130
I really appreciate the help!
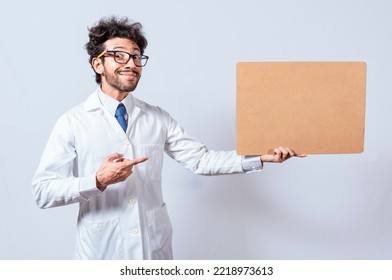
left=84, top=88, right=145, bottom=114
left=97, top=87, right=134, bottom=116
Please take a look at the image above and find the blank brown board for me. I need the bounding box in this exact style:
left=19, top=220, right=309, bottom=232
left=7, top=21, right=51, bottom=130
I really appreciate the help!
left=236, top=62, right=367, bottom=155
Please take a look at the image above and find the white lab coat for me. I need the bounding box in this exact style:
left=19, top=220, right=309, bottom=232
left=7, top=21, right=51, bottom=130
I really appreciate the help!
left=32, top=89, right=245, bottom=259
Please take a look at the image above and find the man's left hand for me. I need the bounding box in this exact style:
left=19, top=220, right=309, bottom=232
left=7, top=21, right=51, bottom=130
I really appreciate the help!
left=260, top=147, right=307, bottom=163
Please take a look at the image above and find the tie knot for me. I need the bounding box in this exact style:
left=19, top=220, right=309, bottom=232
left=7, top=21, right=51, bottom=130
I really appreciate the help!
left=115, top=103, right=127, bottom=116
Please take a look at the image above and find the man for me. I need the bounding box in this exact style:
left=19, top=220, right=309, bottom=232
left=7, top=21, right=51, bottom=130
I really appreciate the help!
left=32, top=16, right=304, bottom=260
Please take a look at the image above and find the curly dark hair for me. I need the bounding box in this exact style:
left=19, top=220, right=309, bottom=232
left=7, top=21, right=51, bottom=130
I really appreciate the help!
left=85, top=16, right=148, bottom=84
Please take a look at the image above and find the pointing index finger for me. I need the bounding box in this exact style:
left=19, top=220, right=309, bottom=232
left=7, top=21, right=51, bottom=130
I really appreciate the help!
left=129, top=156, right=149, bottom=166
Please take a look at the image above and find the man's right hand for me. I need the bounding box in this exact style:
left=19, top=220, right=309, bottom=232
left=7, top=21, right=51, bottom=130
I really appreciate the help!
left=95, top=153, right=148, bottom=191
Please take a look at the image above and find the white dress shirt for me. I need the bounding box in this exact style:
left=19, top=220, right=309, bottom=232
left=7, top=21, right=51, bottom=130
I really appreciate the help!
left=32, top=88, right=262, bottom=259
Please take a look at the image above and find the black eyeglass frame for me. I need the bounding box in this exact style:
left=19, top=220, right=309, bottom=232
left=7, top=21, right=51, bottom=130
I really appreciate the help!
left=97, top=49, right=149, bottom=67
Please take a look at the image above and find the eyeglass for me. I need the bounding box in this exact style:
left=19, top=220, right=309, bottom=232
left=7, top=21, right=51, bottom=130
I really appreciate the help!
left=97, top=49, right=149, bottom=67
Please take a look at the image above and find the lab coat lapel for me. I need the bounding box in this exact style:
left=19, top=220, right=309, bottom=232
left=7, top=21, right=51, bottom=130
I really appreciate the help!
left=127, top=95, right=143, bottom=131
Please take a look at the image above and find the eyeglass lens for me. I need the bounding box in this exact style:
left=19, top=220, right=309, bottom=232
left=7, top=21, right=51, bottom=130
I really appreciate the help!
left=113, top=51, right=148, bottom=66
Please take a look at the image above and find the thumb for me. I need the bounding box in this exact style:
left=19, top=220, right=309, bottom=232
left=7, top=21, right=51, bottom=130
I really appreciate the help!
left=105, top=153, right=124, bottom=162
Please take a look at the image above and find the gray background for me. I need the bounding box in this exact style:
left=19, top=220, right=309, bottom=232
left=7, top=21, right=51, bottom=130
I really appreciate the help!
left=1, top=0, right=391, bottom=259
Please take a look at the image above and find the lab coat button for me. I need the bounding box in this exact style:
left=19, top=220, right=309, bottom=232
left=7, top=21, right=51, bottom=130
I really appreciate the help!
left=123, top=140, right=130, bottom=145
left=131, top=228, right=139, bottom=234
left=128, top=198, right=136, bottom=205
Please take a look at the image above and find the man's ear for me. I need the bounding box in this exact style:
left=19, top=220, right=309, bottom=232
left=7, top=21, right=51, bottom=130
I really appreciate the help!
left=92, top=57, right=104, bottom=74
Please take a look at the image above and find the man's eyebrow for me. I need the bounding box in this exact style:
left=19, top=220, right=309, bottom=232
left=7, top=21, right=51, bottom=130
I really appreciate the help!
left=111, top=46, right=141, bottom=52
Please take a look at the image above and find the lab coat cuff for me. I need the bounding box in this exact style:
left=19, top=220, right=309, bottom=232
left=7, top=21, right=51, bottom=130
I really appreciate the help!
left=79, top=175, right=103, bottom=199
left=241, top=156, right=263, bottom=173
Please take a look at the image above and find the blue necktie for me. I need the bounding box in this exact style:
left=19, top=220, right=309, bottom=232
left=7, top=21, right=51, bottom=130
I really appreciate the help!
left=115, top=103, right=127, bottom=132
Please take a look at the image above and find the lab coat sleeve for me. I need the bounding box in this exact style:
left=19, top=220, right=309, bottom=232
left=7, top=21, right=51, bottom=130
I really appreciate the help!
left=164, top=113, right=245, bottom=175
left=32, top=114, right=101, bottom=209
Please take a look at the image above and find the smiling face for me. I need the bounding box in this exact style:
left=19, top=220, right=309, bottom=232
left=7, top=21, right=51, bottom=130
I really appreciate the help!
left=92, top=37, right=143, bottom=101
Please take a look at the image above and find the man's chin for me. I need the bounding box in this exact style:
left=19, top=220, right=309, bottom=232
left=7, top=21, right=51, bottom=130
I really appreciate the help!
left=117, top=82, right=139, bottom=93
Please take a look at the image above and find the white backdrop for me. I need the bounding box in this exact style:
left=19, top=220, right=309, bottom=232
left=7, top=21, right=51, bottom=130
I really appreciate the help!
left=1, top=0, right=391, bottom=259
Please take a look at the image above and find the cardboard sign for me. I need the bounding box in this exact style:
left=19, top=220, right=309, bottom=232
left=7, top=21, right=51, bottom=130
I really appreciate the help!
left=236, top=62, right=367, bottom=155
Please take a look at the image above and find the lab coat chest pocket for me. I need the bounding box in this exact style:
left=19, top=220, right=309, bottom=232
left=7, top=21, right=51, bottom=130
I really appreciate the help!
left=146, top=203, right=173, bottom=259
left=133, top=144, right=164, bottom=182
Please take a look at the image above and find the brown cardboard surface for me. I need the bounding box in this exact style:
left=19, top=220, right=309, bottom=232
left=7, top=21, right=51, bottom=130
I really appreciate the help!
left=236, top=62, right=367, bottom=155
